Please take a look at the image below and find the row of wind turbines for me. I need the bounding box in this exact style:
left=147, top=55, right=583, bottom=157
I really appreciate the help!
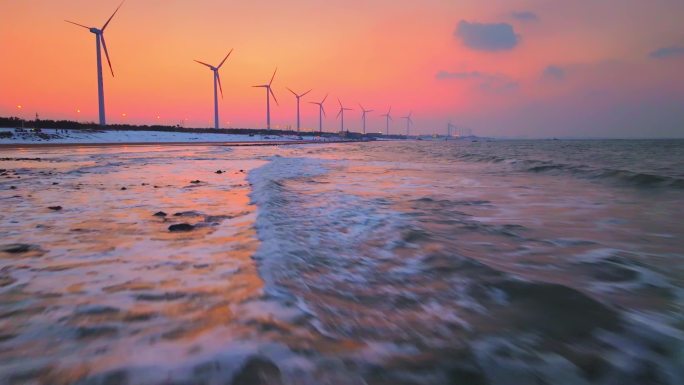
left=65, top=1, right=417, bottom=136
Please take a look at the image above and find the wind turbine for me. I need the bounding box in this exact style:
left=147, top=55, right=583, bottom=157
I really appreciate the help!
left=381, top=106, right=393, bottom=136
left=287, top=88, right=312, bottom=132
left=359, top=104, right=373, bottom=135
left=253, top=68, right=278, bottom=130
left=309, top=94, right=328, bottom=133
left=447, top=121, right=456, bottom=139
left=194, top=49, right=233, bottom=129
left=65, top=1, right=125, bottom=126
left=336, top=99, right=353, bottom=133
left=401, top=111, right=413, bottom=138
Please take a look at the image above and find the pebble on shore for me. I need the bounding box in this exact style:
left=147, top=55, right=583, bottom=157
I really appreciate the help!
left=168, top=223, right=195, bottom=232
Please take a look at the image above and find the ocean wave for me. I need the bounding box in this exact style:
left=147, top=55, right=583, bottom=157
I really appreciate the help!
left=455, top=151, right=684, bottom=188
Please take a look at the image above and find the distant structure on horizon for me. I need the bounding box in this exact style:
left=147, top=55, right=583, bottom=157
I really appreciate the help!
left=381, top=106, right=393, bottom=136
left=194, top=49, right=233, bottom=130
left=359, top=104, right=373, bottom=135
left=401, top=111, right=413, bottom=137
left=336, top=99, right=353, bottom=133
left=447, top=121, right=456, bottom=139
left=287, top=88, right=312, bottom=132
left=253, top=68, right=279, bottom=130
left=309, top=94, right=328, bottom=133
left=65, top=1, right=125, bottom=126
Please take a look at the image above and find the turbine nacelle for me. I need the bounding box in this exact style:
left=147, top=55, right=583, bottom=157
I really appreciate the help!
left=195, top=49, right=233, bottom=99
left=253, top=68, right=278, bottom=129
left=288, top=88, right=312, bottom=99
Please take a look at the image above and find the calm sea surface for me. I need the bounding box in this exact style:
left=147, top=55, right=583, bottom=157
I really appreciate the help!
left=1, top=139, right=682, bottom=384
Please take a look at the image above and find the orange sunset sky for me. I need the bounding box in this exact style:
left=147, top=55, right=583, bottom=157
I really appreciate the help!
left=1, top=0, right=683, bottom=137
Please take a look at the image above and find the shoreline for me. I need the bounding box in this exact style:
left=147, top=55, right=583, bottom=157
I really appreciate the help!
left=0, top=139, right=360, bottom=149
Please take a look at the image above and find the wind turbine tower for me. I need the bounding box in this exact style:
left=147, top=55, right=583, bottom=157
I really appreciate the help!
left=287, top=88, right=312, bottom=132
left=309, top=94, right=328, bottom=133
left=337, top=99, right=353, bottom=133
left=194, top=49, right=233, bottom=129
left=401, top=111, right=414, bottom=138
left=381, top=106, right=393, bottom=136
left=65, top=1, right=125, bottom=126
left=359, top=104, right=373, bottom=135
left=253, top=68, right=279, bottom=130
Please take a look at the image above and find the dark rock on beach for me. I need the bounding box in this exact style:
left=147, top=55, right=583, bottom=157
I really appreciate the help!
left=0, top=273, right=17, bottom=287
left=75, top=325, right=118, bottom=339
left=492, top=280, right=622, bottom=340
left=215, top=170, right=223, bottom=174
left=135, top=292, right=187, bottom=301
left=231, top=356, right=283, bottom=385
left=75, top=305, right=121, bottom=316
left=190, top=180, right=202, bottom=184
left=48, top=206, right=62, bottom=211
left=168, top=223, right=195, bottom=232
left=1, top=244, right=38, bottom=254
left=173, top=211, right=203, bottom=217
left=153, top=211, right=167, bottom=217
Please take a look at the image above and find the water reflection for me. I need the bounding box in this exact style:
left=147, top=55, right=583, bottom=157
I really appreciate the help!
left=1, top=141, right=683, bottom=385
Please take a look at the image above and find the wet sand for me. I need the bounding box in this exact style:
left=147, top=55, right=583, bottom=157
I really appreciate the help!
left=0, top=146, right=282, bottom=384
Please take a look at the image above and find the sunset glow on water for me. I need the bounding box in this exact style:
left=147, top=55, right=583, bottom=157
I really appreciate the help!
left=2, top=1, right=684, bottom=384
left=2, top=141, right=683, bottom=384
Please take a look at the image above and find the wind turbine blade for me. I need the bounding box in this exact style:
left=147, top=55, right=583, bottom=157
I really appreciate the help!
left=322, top=94, right=329, bottom=104
left=322, top=106, right=326, bottom=117
left=217, top=72, right=224, bottom=99
left=287, top=87, right=297, bottom=97
left=270, top=87, right=279, bottom=106
left=65, top=20, right=90, bottom=29
left=102, top=0, right=125, bottom=31
left=337, top=98, right=343, bottom=108
left=269, top=68, right=278, bottom=86
left=359, top=103, right=364, bottom=111
left=302, top=89, right=312, bottom=97
left=100, top=35, right=114, bottom=77
left=194, top=60, right=213, bottom=68
left=336, top=109, right=342, bottom=119
left=217, top=48, right=233, bottom=69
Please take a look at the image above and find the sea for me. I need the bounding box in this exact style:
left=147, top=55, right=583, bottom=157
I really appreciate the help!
left=0, top=139, right=682, bottom=385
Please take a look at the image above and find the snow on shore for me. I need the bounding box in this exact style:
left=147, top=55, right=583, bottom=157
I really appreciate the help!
left=0, top=127, right=328, bottom=144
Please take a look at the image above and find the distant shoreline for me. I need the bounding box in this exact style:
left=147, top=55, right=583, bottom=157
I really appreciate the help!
left=0, top=140, right=363, bottom=150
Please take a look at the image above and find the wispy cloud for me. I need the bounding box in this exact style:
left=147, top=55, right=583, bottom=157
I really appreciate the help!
left=436, top=70, right=519, bottom=92
left=455, top=21, right=519, bottom=51
left=542, top=65, right=565, bottom=80
left=511, top=11, right=539, bottom=22
left=649, top=45, right=684, bottom=59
